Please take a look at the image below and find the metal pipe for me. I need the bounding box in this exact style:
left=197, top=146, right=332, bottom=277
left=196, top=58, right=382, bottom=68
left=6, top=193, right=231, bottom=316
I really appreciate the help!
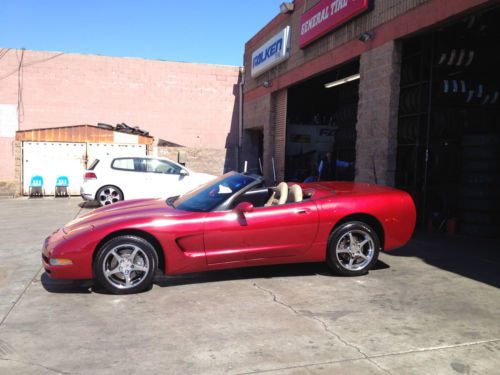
left=238, top=67, right=245, bottom=171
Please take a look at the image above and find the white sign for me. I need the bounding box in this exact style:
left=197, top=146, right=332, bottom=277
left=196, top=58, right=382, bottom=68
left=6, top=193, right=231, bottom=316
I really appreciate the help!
left=0, top=104, right=18, bottom=137
left=251, top=26, right=291, bottom=78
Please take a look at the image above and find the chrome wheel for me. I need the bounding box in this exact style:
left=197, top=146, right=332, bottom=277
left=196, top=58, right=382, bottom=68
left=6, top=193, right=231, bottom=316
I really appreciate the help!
left=102, top=244, right=150, bottom=290
left=98, top=186, right=122, bottom=205
left=335, top=229, right=375, bottom=271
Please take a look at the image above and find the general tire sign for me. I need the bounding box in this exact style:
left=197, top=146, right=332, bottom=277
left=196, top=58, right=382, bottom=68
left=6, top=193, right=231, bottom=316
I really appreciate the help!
left=299, top=0, right=372, bottom=48
left=251, top=26, right=291, bottom=78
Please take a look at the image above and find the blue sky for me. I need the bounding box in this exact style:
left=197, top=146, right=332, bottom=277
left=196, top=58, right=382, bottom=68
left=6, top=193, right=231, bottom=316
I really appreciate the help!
left=0, top=1, right=284, bottom=66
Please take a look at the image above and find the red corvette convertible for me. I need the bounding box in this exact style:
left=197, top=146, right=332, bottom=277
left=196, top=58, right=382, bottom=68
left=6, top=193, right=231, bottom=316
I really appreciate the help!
left=42, top=172, right=416, bottom=294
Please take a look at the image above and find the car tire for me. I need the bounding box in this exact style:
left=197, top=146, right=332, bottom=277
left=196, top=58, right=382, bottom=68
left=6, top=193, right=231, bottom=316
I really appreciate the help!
left=93, top=235, right=158, bottom=294
left=97, top=185, right=123, bottom=206
left=326, top=221, right=381, bottom=276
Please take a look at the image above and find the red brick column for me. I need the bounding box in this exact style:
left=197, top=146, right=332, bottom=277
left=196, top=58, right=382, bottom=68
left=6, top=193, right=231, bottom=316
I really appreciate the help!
left=355, top=41, right=402, bottom=186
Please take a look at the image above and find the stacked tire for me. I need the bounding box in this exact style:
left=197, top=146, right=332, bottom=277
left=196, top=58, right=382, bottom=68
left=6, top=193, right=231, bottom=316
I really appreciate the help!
left=459, top=134, right=500, bottom=237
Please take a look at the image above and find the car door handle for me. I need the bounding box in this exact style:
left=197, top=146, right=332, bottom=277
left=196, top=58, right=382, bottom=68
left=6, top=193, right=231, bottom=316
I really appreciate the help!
left=295, top=208, right=311, bottom=214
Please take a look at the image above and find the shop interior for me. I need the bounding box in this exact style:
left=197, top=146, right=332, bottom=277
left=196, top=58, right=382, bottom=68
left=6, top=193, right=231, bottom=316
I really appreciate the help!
left=285, top=60, right=360, bottom=182
left=396, top=5, right=500, bottom=237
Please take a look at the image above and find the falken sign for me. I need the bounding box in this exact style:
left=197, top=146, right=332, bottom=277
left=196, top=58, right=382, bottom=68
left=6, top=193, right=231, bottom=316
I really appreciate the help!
left=299, top=0, right=372, bottom=48
left=251, top=26, right=291, bottom=78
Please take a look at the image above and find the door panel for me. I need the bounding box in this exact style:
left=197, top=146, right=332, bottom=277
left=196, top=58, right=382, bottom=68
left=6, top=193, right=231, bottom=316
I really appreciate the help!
left=146, top=158, right=187, bottom=198
left=203, top=201, right=319, bottom=265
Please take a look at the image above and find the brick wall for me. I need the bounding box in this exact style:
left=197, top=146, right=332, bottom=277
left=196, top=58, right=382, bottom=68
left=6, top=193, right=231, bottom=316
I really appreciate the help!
left=0, top=49, right=241, bottom=181
left=355, top=41, right=401, bottom=186
left=155, top=146, right=235, bottom=177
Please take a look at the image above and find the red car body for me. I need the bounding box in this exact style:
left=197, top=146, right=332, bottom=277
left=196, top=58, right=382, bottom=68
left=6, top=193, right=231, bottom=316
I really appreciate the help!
left=42, top=174, right=416, bottom=281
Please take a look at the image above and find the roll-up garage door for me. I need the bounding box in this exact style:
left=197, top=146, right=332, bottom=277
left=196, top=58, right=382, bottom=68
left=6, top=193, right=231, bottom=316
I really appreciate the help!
left=23, top=142, right=86, bottom=195
left=23, top=142, right=147, bottom=195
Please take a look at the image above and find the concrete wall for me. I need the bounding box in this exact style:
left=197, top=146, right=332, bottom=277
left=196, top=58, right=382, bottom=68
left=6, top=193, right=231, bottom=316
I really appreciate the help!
left=0, top=49, right=241, bottom=182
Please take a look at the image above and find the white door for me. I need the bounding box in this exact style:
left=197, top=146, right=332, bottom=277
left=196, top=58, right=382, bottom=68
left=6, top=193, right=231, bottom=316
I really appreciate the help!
left=106, top=157, right=156, bottom=200
left=145, top=158, right=188, bottom=198
left=23, top=142, right=86, bottom=195
left=86, top=143, right=146, bottom=168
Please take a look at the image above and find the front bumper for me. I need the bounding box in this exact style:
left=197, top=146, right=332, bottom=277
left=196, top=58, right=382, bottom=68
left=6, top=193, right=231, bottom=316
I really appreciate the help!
left=42, top=229, right=90, bottom=279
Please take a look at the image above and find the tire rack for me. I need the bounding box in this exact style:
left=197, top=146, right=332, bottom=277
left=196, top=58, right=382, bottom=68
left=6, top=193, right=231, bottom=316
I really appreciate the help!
left=396, top=6, right=500, bottom=236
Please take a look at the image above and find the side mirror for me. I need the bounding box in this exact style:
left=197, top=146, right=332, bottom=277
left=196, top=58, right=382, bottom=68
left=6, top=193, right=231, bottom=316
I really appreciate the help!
left=234, top=202, right=254, bottom=214
left=179, top=169, right=189, bottom=177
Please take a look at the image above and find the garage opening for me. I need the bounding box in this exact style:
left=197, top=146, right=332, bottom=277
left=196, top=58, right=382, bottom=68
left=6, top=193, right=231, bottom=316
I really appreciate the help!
left=396, top=5, right=500, bottom=237
left=285, top=60, right=360, bottom=182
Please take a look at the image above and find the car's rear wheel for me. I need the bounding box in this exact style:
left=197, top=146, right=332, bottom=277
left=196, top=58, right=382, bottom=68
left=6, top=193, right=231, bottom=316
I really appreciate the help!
left=94, top=235, right=158, bottom=294
left=97, top=185, right=123, bottom=206
left=327, top=221, right=380, bottom=276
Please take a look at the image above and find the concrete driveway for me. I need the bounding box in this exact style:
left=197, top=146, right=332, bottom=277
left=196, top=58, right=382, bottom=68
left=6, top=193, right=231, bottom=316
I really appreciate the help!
left=0, top=198, right=499, bottom=374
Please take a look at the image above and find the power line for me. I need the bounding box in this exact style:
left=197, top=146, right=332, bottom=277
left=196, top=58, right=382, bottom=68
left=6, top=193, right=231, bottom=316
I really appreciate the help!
left=0, top=51, right=64, bottom=81
left=17, top=48, right=25, bottom=127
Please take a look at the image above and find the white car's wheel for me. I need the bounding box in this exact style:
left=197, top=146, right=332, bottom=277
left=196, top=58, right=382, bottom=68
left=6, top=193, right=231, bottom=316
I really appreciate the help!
left=97, top=185, right=123, bottom=206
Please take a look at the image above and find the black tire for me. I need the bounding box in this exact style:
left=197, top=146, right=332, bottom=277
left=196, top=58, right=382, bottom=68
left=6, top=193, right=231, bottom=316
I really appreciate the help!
left=462, top=134, right=500, bottom=147
left=462, top=173, right=500, bottom=184
left=96, top=185, right=124, bottom=206
left=93, top=235, right=158, bottom=294
left=459, top=222, right=500, bottom=238
left=459, top=199, right=500, bottom=212
left=326, top=221, right=381, bottom=276
left=462, top=160, right=500, bottom=173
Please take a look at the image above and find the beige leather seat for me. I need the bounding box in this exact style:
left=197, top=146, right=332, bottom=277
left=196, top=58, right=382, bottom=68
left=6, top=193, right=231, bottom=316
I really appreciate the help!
left=287, top=184, right=303, bottom=203
left=265, top=182, right=288, bottom=206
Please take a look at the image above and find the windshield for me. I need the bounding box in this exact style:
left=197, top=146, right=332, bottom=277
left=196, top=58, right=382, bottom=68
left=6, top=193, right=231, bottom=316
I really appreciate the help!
left=174, top=172, right=257, bottom=212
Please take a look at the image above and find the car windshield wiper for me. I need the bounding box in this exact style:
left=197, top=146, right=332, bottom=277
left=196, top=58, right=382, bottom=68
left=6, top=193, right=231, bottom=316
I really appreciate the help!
left=166, top=196, right=179, bottom=208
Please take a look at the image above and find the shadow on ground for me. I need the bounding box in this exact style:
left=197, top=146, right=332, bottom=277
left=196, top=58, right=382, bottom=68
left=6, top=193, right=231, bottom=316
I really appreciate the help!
left=41, top=273, right=92, bottom=293
left=41, top=260, right=390, bottom=293
left=387, top=230, right=500, bottom=288
left=78, top=201, right=100, bottom=209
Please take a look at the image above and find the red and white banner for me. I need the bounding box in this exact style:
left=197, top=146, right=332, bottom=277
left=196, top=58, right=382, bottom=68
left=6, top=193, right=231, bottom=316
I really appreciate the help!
left=299, top=0, right=372, bottom=48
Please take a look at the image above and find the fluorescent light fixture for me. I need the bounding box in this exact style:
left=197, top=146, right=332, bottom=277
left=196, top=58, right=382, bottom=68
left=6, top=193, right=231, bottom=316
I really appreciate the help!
left=280, top=2, right=294, bottom=14
left=324, top=73, right=360, bottom=89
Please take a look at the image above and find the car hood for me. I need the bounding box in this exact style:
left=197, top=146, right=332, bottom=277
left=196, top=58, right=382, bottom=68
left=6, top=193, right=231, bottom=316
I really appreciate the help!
left=63, top=198, right=186, bottom=234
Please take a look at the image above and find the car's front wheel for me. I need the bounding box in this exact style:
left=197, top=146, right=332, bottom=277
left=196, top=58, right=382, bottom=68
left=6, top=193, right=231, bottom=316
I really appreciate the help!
left=97, top=185, right=123, bottom=206
left=326, top=221, right=380, bottom=276
left=94, top=235, right=158, bottom=294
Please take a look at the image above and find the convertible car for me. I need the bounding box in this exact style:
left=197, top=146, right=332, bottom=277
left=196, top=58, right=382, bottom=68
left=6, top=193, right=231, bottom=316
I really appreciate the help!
left=42, top=172, right=416, bottom=294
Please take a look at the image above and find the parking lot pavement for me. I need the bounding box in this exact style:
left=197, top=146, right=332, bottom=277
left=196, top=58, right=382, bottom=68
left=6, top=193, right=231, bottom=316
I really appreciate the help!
left=0, top=199, right=499, bottom=374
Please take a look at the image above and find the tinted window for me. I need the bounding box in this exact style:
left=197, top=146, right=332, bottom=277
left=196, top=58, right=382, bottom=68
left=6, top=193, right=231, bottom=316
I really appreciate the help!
left=112, top=158, right=147, bottom=172
left=175, top=173, right=256, bottom=212
left=147, top=159, right=181, bottom=174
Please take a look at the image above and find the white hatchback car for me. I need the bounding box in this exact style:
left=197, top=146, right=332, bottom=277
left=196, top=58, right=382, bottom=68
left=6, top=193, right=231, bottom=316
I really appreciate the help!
left=81, top=156, right=216, bottom=206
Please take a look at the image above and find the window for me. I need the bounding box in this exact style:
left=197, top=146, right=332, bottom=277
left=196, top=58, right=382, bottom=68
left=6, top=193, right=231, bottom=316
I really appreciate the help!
left=175, top=174, right=256, bottom=212
left=112, top=158, right=147, bottom=172
left=147, top=159, right=181, bottom=174
left=112, top=158, right=135, bottom=171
